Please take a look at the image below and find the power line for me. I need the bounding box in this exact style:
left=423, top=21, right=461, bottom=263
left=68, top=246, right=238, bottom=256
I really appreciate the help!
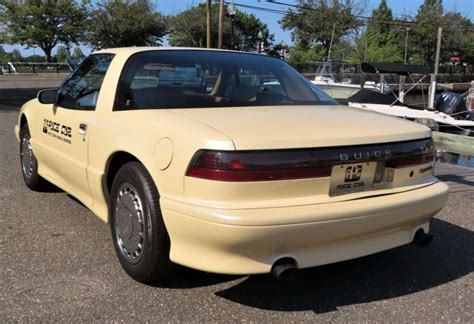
left=228, top=1, right=474, bottom=32
left=227, top=1, right=416, bottom=28
left=260, top=0, right=417, bottom=25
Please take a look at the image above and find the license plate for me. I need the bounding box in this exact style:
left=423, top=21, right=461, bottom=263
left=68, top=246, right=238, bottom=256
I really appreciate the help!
left=329, top=162, right=377, bottom=196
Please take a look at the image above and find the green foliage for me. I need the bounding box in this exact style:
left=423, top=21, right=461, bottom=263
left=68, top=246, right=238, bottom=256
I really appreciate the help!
left=411, top=0, right=474, bottom=65
left=441, top=12, right=474, bottom=64
left=412, top=0, right=444, bottom=65
left=0, top=48, right=22, bottom=63
left=366, top=0, right=395, bottom=46
left=10, top=49, right=22, bottom=62
left=0, top=46, right=16, bottom=63
left=72, top=47, right=85, bottom=59
left=348, top=0, right=404, bottom=63
left=286, top=44, right=326, bottom=67
left=23, top=54, right=46, bottom=63
left=282, top=0, right=473, bottom=66
left=0, top=48, right=23, bottom=62
left=281, top=0, right=362, bottom=56
left=1, top=0, right=472, bottom=68
left=0, top=0, right=88, bottom=62
left=234, top=10, right=274, bottom=51
left=55, top=46, right=68, bottom=63
left=363, top=38, right=403, bottom=63
left=168, top=4, right=273, bottom=51
left=86, top=0, right=168, bottom=49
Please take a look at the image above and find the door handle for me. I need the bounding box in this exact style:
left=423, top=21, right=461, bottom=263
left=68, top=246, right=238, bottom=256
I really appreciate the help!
left=78, top=123, right=88, bottom=135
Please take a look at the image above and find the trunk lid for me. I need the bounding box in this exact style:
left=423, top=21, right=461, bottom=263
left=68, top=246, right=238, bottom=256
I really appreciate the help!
left=172, top=105, right=430, bottom=150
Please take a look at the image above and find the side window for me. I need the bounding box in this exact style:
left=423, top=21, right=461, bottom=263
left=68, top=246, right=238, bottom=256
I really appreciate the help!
left=115, top=58, right=213, bottom=110
left=57, top=54, right=114, bottom=110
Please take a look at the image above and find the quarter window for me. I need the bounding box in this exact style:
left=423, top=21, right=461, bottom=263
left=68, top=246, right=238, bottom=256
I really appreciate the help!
left=57, top=54, right=114, bottom=110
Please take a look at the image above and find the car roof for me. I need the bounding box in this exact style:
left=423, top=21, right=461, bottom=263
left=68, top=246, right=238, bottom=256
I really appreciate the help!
left=92, top=47, right=263, bottom=57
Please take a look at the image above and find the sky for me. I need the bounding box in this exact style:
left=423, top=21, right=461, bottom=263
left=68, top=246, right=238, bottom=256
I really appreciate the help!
left=3, top=0, right=474, bottom=56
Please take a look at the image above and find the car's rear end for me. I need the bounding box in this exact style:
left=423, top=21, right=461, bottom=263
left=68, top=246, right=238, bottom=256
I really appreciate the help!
left=160, top=128, right=448, bottom=275
left=114, top=49, right=449, bottom=276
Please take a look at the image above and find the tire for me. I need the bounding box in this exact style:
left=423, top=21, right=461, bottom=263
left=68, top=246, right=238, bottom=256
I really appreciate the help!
left=20, top=124, right=47, bottom=190
left=109, top=162, right=175, bottom=283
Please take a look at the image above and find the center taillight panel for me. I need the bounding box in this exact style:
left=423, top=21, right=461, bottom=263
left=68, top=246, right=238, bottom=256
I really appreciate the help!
left=186, top=138, right=435, bottom=182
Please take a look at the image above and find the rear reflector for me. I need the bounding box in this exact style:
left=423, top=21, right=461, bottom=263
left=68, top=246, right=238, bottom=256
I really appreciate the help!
left=186, top=151, right=332, bottom=182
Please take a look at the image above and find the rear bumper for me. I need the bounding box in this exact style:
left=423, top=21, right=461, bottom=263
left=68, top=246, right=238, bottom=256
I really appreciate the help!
left=161, top=181, right=449, bottom=275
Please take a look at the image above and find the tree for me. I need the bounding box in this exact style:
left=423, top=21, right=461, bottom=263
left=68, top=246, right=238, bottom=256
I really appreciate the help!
left=0, top=46, right=5, bottom=62
left=0, top=0, right=88, bottom=62
left=233, top=9, right=274, bottom=51
left=412, top=0, right=444, bottom=65
left=168, top=4, right=273, bottom=51
left=0, top=46, right=13, bottom=63
left=86, top=0, right=168, bottom=49
left=286, top=44, right=326, bottom=68
left=366, top=0, right=394, bottom=46
left=23, top=54, right=46, bottom=63
left=441, top=12, right=474, bottom=64
left=11, top=49, right=22, bottom=62
left=281, top=0, right=363, bottom=57
left=350, top=0, right=404, bottom=63
left=55, top=46, right=68, bottom=62
left=72, top=47, right=84, bottom=59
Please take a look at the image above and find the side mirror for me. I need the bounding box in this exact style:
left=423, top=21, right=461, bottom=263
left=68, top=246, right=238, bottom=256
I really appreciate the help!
left=37, top=89, right=58, bottom=104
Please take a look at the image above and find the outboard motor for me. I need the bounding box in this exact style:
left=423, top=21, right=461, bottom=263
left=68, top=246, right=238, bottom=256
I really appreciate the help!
left=435, top=92, right=466, bottom=117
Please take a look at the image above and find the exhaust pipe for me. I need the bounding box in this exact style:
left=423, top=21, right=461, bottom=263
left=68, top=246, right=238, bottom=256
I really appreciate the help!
left=271, top=258, right=297, bottom=281
left=412, top=228, right=433, bottom=247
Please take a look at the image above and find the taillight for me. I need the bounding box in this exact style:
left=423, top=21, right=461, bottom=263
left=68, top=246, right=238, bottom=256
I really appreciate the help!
left=186, top=150, right=332, bottom=182
left=186, top=138, right=435, bottom=182
left=386, top=152, right=435, bottom=168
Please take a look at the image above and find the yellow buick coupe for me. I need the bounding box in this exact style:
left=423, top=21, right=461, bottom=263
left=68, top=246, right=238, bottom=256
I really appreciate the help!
left=15, top=48, right=449, bottom=282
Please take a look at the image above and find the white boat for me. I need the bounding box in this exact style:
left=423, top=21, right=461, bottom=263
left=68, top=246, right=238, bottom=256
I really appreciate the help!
left=310, top=62, right=384, bottom=100
left=348, top=63, right=474, bottom=136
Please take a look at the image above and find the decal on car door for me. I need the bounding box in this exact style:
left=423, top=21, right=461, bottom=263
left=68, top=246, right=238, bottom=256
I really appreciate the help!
left=42, top=118, right=72, bottom=144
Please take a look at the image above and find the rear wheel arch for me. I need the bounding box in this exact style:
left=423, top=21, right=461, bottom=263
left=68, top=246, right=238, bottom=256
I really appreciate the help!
left=104, top=152, right=155, bottom=200
left=20, top=114, right=28, bottom=130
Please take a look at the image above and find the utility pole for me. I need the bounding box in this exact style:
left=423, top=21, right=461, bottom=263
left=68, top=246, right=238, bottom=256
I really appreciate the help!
left=206, top=0, right=212, bottom=48
left=404, top=27, right=410, bottom=64
left=434, top=27, right=442, bottom=75
left=400, top=27, right=411, bottom=103
left=218, top=0, right=224, bottom=49
left=428, top=27, right=442, bottom=110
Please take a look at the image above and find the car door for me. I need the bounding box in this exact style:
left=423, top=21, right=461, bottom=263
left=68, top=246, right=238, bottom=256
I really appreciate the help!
left=34, top=54, right=114, bottom=205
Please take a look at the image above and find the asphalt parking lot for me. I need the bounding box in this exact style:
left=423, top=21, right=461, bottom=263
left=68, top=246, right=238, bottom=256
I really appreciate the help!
left=1, top=88, right=473, bottom=322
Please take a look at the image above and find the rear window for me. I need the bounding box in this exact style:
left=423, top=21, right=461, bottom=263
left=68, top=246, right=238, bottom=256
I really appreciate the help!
left=114, top=50, right=337, bottom=110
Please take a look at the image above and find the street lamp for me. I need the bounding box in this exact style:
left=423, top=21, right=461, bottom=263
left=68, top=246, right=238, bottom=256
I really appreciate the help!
left=257, top=30, right=264, bottom=53
left=227, top=2, right=237, bottom=49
